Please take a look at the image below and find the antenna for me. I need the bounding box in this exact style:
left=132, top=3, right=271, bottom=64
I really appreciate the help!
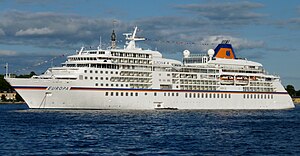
left=98, top=35, right=102, bottom=50
left=113, top=19, right=117, bottom=28
left=79, top=46, right=84, bottom=55
left=123, top=26, right=145, bottom=49
left=132, top=26, right=138, bottom=39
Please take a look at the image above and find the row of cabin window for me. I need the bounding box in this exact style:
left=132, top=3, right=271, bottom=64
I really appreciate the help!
left=222, top=69, right=263, bottom=74
left=243, top=94, right=273, bottom=99
left=85, top=76, right=109, bottom=80
left=70, top=57, right=97, bottom=61
left=76, top=64, right=119, bottom=69
left=105, top=92, right=178, bottom=97
left=185, top=93, right=231, bottom=99
left=69, top=63, right=117, bottom=67
left=111, top=52, right=150, bottom=58
left=105, top=92, right=139, bottom=97
left=163, top=92, right=179, bottom=96
left=95, top=83, right=129, bottom=87
left=84, top=70, right=118, bottom=75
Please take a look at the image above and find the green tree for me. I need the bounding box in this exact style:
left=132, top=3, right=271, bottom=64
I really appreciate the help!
left=1, top=94, right=6, bottom=102
left=16, top=71, right=37, bottom=78
left=286, top=85, right=296, bottom=97
left=296, top=90, right=300, bottom=96
left=0, top=75, right=12, bottom=91
left=15, top=93, right=24, bottom=102
left=29, top=71, right=36, bottom=77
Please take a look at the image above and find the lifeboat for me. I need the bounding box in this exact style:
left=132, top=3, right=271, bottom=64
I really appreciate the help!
left=220, top=75, right=234, bottom=85
left=250, top=76, right=257, bottom=81
left=235, top=76, right=249, bottom=85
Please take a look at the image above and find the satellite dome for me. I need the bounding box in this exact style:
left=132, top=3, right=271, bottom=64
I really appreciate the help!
left=208, top=49, right=215, bottom=57
left=183, top=50, right=190, bottom=58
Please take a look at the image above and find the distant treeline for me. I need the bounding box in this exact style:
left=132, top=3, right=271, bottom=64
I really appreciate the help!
left=0, top=72, right=37, bottom=102
left=0, top=72, right=36, bottom=92
left=286, top=85, right=300, bottom=97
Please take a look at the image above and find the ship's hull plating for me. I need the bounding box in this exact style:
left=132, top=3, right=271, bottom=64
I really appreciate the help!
left=6, top=78, right=295, bottom=110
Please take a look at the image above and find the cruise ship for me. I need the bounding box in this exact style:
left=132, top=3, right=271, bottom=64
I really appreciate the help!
left=5, top=27, right=295, bottom=109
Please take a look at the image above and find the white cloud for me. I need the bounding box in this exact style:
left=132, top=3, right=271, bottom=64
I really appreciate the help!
left=0, top=28, right=5, bottom=36
left=175, top=1, right=266, bottom=26
left=200, top=35, right=265, bottom=51
left=0, top=11, right=129, bottom=49
left=0, top=10, right=267, bottom=56
left=15, top=27, right=54, bottom=36
left=0, top=50, right=18, bottom=56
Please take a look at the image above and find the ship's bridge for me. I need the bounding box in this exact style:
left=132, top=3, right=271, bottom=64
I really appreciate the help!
left=183, top=52, right=210, bottom=66
left=182, top=48, right=214, bottom=66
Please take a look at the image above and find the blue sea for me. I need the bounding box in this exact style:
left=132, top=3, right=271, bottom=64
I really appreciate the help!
left=0, top=104, right=299, bottom=155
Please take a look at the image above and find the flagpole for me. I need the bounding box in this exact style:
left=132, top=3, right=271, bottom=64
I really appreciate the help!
left=5, top=63, right=8, bottom=78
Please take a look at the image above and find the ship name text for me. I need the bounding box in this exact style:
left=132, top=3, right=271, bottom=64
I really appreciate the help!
left=47, top=86, right=70, bottom=91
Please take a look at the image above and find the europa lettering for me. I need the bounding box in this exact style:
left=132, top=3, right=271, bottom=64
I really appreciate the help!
left=47, top=86, right=70, bottom=91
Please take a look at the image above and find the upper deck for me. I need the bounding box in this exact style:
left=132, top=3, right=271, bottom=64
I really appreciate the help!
left=29, top=27, right=280, bottom=92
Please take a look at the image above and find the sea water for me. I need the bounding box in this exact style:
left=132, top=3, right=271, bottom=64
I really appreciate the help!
left=0, top=104, right=299, bottom=155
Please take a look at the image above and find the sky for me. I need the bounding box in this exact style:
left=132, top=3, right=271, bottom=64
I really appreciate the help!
left=0, top=0, right=300, bottom=89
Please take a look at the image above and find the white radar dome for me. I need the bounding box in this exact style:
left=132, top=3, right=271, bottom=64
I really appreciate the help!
left=208, top=49, right=215, bottom=57
left=183, top=50, right=190, bottom=58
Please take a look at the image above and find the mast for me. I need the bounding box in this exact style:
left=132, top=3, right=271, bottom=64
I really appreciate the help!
left=123, top=26, right=145, bottom=50
left=111, top=30, right=117, bottom=49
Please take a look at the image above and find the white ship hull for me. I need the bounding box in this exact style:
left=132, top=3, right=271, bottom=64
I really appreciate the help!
left=6, top=78, right=294, bottom=110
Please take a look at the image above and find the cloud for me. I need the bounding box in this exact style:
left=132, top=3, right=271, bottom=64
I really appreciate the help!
left=275, top=6, right=300, bottom=29
left=0, top=28, right=5, bottom=36
left=0, top=9, right=267, bottom=60
left=200, top=35, right=265, bottom=50
left=0, top=50, right=18, bottom=56
left=15, top=0, right=55, bottom=4
left=0, top=11, right=130, bottom=49
left=282, top=18, right=300, bottom=29
left=264, top=46, right=295, bottom=52
left=175, top=1, right=266, bottom=25
left=15, top=27, right=54, bottom=36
